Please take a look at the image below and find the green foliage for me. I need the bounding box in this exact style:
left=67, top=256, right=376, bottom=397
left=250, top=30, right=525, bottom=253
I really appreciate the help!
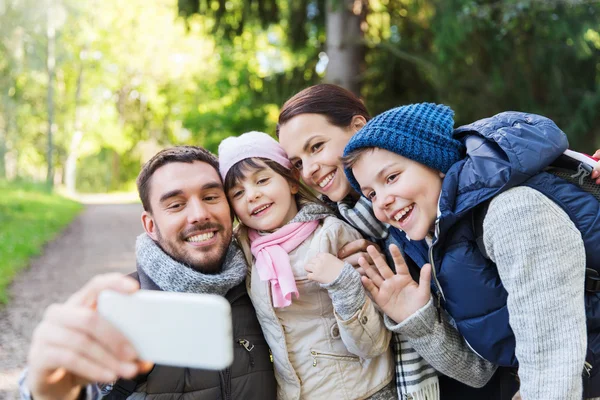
left=0, top=181, right=82, bottom=304
left=178, top=0, right=326, bottom=49
left=75, top=148, right=141, bottom=193
left=2, top=0, right=600, bottom=194
left=363, top=0, right=600, bottom=151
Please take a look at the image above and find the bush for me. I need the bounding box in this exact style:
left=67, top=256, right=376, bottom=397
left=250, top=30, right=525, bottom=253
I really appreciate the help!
left=0, top=181, right=83, bottom=304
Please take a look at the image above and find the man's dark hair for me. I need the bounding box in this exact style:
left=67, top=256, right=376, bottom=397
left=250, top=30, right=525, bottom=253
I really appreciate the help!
left=136, top=146, right=219, bottom=212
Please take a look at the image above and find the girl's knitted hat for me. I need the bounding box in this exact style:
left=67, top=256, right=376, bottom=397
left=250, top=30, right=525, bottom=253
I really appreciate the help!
left=218, top=131, right=292, bottom=180
left=343, top=103, right=465, bottom=194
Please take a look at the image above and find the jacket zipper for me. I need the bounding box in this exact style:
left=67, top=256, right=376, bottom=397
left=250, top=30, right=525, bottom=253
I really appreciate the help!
left=429, top=219, right=446, bottom=300
left=238, top=338, right=255, bottom=367
left=219, top=367, right=231, bottom=400
left=429, top=219, right=446, bottom=322
left=310, top=350, right=359, bottom=367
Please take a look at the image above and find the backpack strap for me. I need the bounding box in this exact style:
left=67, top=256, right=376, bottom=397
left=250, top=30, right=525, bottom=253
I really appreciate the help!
left=472, top=201, right=491, bottom=260
left=585, top=269, right=600, bottom=293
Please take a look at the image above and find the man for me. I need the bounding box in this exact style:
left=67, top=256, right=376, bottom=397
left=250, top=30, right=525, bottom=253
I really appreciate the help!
left=20, top=146, right=277, bottom=400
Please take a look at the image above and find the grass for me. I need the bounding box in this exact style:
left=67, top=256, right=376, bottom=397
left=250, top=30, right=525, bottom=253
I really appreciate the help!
left=0, top=181, right=83, bottom=304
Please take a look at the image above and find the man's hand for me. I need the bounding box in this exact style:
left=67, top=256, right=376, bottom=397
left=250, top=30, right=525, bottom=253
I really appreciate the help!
left=305, top=253, right=345, bottom=285
left=592, top=150, right=600, bottom=185
left=26, top=273, right=152, bottom=400
left=358, top=244, right=431, bottom=324
left=337, top=238, right=382, bottom=274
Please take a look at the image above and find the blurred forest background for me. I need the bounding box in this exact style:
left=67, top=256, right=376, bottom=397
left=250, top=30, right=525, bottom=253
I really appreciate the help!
left=2, top=0, right=600, bottom=193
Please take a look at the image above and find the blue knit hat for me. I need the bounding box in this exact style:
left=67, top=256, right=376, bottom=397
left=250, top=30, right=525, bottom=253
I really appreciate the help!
left=343, top=103, right=465, bottom=194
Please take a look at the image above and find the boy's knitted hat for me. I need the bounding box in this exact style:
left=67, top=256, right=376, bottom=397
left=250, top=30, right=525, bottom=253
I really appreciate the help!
left=343, top=103, right=465, bottom=194
left=218, top=131, right=292, bottom=180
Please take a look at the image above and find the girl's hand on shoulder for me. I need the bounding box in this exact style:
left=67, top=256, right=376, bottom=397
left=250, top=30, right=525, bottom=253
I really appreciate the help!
left=305, top=253, right=345, bottom=285
left=337, top=238, right=381, bottom=269
left=592, top=150, right=600, bottom=185
left=359, top=244, right=431, bottom=324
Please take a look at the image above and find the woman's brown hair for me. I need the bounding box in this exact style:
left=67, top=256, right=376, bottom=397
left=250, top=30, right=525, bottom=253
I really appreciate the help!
left=276, top=84, right=371, bottom=137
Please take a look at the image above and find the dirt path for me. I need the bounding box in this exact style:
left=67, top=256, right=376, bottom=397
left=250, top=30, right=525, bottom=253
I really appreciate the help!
left=0, top=203, right=143, bottom=399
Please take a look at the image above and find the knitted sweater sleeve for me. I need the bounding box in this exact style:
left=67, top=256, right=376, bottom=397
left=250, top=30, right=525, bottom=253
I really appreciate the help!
left=384, top=297, right=498, bottom=387
left=483, top=186, right=587, bottom=400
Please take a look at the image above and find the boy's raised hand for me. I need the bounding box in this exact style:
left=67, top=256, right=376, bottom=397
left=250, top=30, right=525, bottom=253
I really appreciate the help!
left=358, top=244, right=432, bottom=324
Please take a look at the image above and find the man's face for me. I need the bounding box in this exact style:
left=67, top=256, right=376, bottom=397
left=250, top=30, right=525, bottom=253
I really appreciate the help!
left=142, top=161, right=233, bottom=274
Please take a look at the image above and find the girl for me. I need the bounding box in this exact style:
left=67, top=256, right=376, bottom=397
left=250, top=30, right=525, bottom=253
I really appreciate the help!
left=342, top=103, right=600, bottom=399
left=217, top=131, right=396, bottom=400
left=276, top=84, right=507, bottom=400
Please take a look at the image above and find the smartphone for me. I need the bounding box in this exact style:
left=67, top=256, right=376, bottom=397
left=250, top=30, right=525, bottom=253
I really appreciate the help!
left=97, top=290, right=233, bottom=370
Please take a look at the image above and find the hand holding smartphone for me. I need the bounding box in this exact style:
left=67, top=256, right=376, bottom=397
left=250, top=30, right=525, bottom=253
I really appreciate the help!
left=97, top=290, right=233, bottom=370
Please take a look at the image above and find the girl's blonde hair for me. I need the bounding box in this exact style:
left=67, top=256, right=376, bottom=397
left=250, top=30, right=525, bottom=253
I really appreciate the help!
left=223, top=157, right=325, bottom=265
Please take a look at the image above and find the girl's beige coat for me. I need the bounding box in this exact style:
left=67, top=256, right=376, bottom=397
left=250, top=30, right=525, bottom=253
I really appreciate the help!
left=247, top=216, right=394, bottom=400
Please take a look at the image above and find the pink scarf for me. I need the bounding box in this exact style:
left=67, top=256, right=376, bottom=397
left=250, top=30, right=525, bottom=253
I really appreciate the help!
left=249, top=220, right=320, bottom=308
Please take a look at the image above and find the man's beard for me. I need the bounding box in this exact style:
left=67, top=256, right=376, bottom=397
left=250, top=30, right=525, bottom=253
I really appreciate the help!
left=155, top=224, right=231, bottom=274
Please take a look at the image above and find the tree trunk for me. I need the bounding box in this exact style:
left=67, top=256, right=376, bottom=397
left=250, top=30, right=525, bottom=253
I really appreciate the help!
left=46, top=0, right=56, bottom=189
left=0, top=108, right=6, bottom=180
left=324, top=0, right=365, bottom=95
left=65, top=54, right=85, bottom=194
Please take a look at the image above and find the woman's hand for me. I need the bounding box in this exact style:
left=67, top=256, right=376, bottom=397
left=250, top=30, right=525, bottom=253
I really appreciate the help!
left=359, top=244, right=431, bottom=324
left=592, top=150, right=600, bottom=185
left=337, top=238, right=382, bottom=273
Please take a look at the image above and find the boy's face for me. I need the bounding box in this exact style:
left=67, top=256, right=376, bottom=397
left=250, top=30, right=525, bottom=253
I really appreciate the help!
left=352, top=148, right=443, bottom=241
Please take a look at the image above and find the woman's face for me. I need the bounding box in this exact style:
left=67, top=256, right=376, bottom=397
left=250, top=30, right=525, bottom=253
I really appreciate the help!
left=278, top=113, right=364, bottom=202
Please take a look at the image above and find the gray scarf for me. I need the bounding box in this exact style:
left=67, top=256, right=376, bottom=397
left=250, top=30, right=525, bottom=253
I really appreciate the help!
left=288, top=201, right=333, bottom=224
left=136, top=233, right=247, bottom=296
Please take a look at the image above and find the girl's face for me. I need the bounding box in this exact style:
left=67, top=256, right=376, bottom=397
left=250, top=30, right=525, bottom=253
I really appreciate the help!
left=278, top=113, right=365, bottom=202
left=352, top=148, right=444, bottom=241
left=227, top=160, right=299, bottom=231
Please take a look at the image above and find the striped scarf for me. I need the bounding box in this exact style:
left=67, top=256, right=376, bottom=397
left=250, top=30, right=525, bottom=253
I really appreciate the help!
left=327, top=195, right=439, bottom=400
left=325, top=195, right=389, bottom=240
left=393, top=334, right=439, bottom=400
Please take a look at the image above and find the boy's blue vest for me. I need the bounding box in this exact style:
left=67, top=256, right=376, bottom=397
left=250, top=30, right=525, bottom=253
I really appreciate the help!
left=391, top=112, right=600, bottom=393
